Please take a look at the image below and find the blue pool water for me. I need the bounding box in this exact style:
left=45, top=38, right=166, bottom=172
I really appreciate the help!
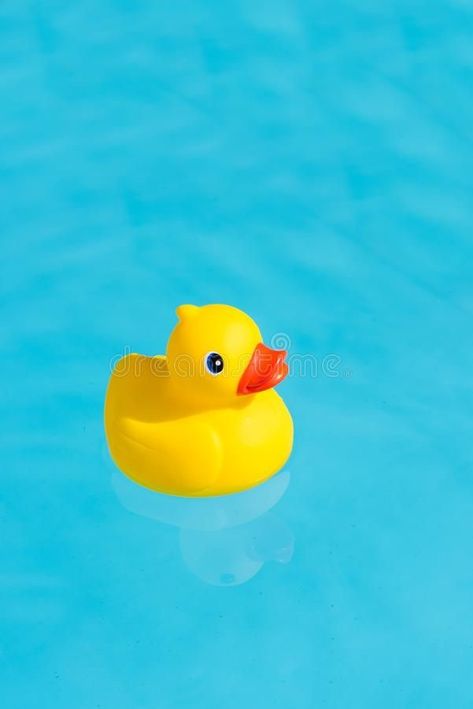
left=1, top=1, right=472, bottom=707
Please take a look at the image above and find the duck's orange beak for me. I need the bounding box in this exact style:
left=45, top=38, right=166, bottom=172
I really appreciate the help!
left=238, top=343, right=289, bottom=395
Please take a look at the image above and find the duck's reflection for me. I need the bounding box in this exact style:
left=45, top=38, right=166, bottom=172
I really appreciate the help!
left=111, top=471, right=294, bottom=586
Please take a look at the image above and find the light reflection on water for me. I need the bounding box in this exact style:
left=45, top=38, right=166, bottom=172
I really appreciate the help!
left=112, top=470, right=294, bottom=586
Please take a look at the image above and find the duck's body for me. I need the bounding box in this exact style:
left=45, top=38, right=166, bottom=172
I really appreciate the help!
left=105, top=305, right=293, bottom=496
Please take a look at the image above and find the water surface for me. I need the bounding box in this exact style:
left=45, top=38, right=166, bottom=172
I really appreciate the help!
left=1, top=1, right=472, bottom=707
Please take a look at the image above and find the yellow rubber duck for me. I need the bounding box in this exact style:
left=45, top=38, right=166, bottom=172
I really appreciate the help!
left=104, top=304, right=293, bottom=496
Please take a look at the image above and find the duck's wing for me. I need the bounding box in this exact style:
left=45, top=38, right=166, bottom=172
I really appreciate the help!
left=105, top=353, right=223, bottom=495
left=111, top=416, right=223, bottom=496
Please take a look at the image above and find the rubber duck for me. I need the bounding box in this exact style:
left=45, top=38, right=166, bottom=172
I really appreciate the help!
left=104, top=304, right=293, bottom=496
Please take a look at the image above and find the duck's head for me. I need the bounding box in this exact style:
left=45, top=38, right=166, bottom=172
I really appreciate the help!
left=166, top=304, right=288, bottom=406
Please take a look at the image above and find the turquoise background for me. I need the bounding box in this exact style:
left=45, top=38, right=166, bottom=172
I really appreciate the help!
left=1, top=1, right=472, bottom=707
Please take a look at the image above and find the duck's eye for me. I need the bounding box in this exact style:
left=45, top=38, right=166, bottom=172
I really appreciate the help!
left=205, top=352, right=224, bottom=375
